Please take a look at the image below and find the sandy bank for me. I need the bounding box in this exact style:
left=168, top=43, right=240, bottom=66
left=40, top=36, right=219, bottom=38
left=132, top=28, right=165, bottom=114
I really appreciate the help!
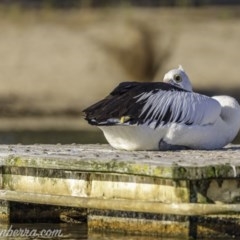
left=0, top=7, right=239, bottom=130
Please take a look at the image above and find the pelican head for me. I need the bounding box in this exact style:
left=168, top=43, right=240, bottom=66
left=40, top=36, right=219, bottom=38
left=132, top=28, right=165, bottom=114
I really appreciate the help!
left=163, top=65, right=192, bottom=92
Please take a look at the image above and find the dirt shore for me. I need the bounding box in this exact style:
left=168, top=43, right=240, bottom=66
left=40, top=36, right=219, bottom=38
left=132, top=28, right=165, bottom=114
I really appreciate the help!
left=0, top=7, right=239, bottom=130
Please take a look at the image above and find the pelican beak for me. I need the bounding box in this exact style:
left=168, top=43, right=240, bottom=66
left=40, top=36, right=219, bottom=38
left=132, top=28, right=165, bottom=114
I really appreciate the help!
left=167, top=79, right=174, bottom=84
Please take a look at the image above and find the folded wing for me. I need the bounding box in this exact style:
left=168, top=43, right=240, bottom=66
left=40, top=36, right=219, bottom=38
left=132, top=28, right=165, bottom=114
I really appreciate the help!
left=83, top=82, right=221, bottom=128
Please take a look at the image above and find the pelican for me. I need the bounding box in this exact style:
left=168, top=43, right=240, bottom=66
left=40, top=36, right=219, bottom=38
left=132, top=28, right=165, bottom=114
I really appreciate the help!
left=83, top=66, right=240, bottom=150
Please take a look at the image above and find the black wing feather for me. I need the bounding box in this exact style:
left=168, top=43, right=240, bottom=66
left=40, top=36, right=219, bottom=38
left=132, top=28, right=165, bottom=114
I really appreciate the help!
left=83, top=81, right=187, bottom=126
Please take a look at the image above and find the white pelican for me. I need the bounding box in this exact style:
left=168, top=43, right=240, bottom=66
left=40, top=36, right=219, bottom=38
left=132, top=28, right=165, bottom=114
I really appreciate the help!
left=83, top=66, right=240, bottom=150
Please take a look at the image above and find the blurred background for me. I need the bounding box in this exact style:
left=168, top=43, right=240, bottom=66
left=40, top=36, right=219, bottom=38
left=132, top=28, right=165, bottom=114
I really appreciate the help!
left=0, top=0, right=240, bottom=144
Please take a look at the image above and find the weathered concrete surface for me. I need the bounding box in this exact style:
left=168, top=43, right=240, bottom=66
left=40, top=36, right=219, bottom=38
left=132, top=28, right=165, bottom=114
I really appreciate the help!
left=0, top=144, right=240, bottom=179
left=0, top=144, right=240, bottom=238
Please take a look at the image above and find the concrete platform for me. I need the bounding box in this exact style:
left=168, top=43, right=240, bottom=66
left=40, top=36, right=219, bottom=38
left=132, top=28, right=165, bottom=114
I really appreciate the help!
left=0, top=144, right=240, bottom=238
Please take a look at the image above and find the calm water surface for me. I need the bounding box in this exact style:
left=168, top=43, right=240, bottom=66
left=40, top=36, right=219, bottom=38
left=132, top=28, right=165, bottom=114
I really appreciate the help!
left=0, top=222, right=237, bottom=240
left=0, top=223, right=186, bottom=240
left=0, top=130, right=107, bottom=145
left=0, top=130, right=239, bottom=145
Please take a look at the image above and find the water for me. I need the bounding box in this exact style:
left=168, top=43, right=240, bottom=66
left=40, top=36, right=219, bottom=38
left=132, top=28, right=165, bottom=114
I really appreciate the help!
left=0, top=223, right=183, bottom=240
left=0, top=130, right=107, bottom=145
left=0, top=223, right=87, bottom=240
left=0, top=130, right=239, bottom=145
left=0, top=223, right=237, bottom=240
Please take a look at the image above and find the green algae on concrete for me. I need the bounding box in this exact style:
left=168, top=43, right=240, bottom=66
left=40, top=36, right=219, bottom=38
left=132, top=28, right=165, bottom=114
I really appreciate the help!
left=88, top=214, right=189, bottom=237
left=0, top=200, right=9, bottom=224
left=2, top=144, right=240, bottom=179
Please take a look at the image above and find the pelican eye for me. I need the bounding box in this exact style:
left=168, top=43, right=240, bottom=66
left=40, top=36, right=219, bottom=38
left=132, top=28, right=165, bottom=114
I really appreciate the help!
left=174, top=74, right=182, bottom=82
